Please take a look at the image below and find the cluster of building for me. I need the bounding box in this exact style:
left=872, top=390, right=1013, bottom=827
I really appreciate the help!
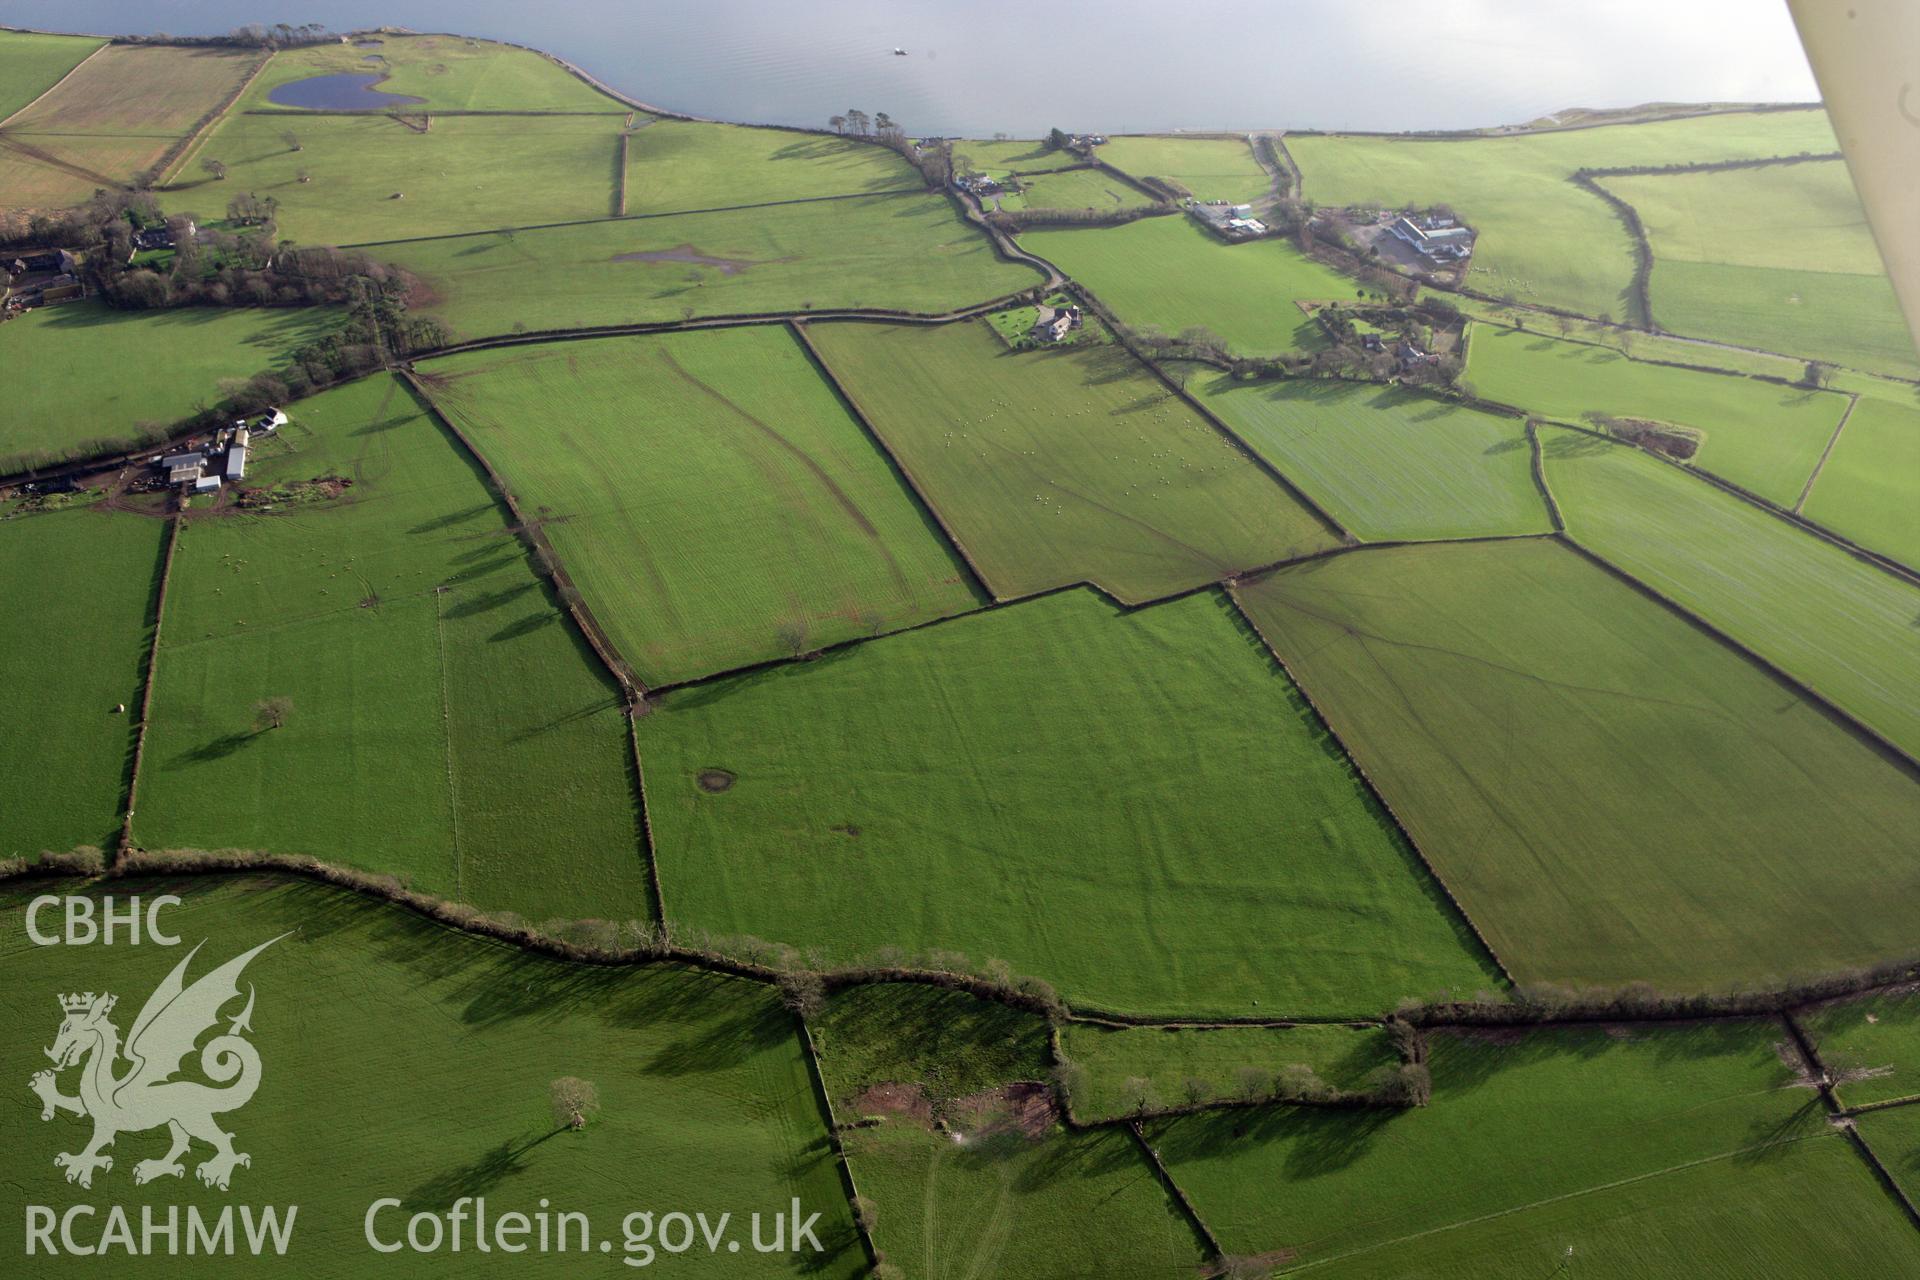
left=954, top=172, right=1003, bottom=196
left=1389, top=213, right=1474, bottom=262
left=154, top=409, right=286, bottom=494
left=131, top=219, right=192, bottom=255
left=3, top=248, right=83, bottom=315
left=1029, top=302, right=1084, bottom=344
left=1188, top=202, right=1268, bottom=240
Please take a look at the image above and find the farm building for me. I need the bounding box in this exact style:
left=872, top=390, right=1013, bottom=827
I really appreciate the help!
left=1188, top=202, right=1268, bottom=241
left=160, top=451, right=206, bottom=487
left=1390, top=214, right=1474, bottom=261
left=1030, top=303, right=1084, bottom=343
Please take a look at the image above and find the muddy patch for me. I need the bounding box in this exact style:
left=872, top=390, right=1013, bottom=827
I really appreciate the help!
left=851, top=1083, right=932, bottom=1125
left=695, top=769, right=736, bottom=793
left=949, top=1082, right=1058, bottom=1142
left=611, top=243, right=789, bottom=276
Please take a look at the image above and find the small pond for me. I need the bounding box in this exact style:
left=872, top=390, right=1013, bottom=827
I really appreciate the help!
left=266, top=73, right=426, bottom=111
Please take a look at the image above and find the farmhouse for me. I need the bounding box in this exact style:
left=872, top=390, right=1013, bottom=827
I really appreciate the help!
left=1029, top=303, right=1084, bottom=344
left=1188, top=202, right=1267, bottom=241
left=1390, top=214, right=1474, bottom=261
left=160, top=451, right=206, bottom=487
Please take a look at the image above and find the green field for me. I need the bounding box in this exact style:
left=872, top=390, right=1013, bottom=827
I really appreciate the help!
left=812, top=984, right=1051, bottom=1112
left=1097, top=135, right=1268, bottom=202
left=0, top=302, right=338, bottom=472
left=842, top=1122, right=1201, bottom=1279
left=1802, top=394, right=1920, bottom=569
left=0, top=505, right=161, bottom=858
left=1543, top=428, right=1920, bottom=758
left=1856, top=1106, right=1920, bottom=1209
left=0, top=876, right=864, bottom=1278
left=1153, top=1020, right=1917, bottom=1274
left=1464, top=323, right=1847, bottom=506
left=1187, top=375, right=1552, bottom=540
left=421, top=326, right=981, bottom=686
left=381, top=193, right=1039, bottom=339
left=241, top=32, right=623, bottom=112
left=1598, top=161, right=1915, bottom=376
left=623, top=121, right=918, bottom=214
left=1799, top=991, right=1920, bottom=1110
left=997, top=167, right=1155, bottom=212
left=806, top=319, right=1340, bottom=602
left=1237, top=538, right=1920, bottom=990
left=0, top=29, right=103, bottom=122
left=1057, top=1021, right=1400, bottom=1122
left=809, top=983, right=1205, bottom=1279
left=134, top=374, right=652, bottom=921
left=638, top=586, right=1501, bottom=1019
left=1289, top=109, right=1840, bottom=320
left=950, top=139, right=1086, bottom=173
left=0, top=44, right=258, bottom=208
left=190, top=111, right=626, bottom=245
left=1023, top=216, right=1358, bottom=356
left=1452, top=294, right=1809, bottom=379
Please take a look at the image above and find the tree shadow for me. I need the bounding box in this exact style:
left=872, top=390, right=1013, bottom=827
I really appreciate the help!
left=166, top=730, right=261, bottom=768
left=400, top=1127, right=566, bottom=1213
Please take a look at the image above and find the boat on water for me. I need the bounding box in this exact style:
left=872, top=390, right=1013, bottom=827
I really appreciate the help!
left=892, top=47, right=907, bottom=56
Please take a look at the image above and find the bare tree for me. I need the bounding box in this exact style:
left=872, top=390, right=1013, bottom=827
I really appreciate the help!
left=201, top=158, right=228, bottom=182
left=280, top=130, right=303, bottom=152
left=1181, top=1076, right=1213, bottom=1108
left=549, top=1077, right=600, bottom=1131
left=1234, top=1065, right=1270, bottom=1103
left=253, top=697, right=293, bottom=732
left=828, top=114, right=847, bottom=134
left=777, top=971, right=825, bottom=1019
left=1122, top=1075, right=1158, bottom=1115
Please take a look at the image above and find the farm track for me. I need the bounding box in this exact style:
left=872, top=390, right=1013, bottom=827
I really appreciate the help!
left=1794, top=391, right=1859, bottom=513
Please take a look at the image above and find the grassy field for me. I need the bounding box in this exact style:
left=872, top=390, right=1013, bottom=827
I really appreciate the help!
left=1542, top=428, right=1920, bottom=758
left=808, top=984, right=1204, bottom=1278
left=623, top=121, right=918, bottom=215
left=1057, top=1021, right=1400, bottom=1122
left=1289, top=108, right=1839, bottom=321
left=188, top=110, right=627, bottom=244
left=842, top=1122, right=1201, bottom=1279
left=1237, top=538, right=1920, bottom=991
left=1305, top=1125, right=1916, bottom=1279
left=997, top=167, right=1155, bottom=212
left=1597, top=161, right=1915, bottom=375
left=1097, top=136, right=1267, bottom=202
left=421, top=326, right=982, bottom=686
left=0, top=876, right=864, bottom=1278
left=1153, top=1020, right=1916, bottom=1273
left=382, top=193, right=1039, bottom=338
left=806, top=319, right=1340, bottom=602
left=812, top=984, right=1051, bottom=1112
left=1187, top=375, right=1552, bottom=540
left=0, top=44, right=258, bottom=208
left=1023, top=217, right=1358, bottom=356
left=0, top=301, right=338, bottom=472
left=951, top=139, right=1086, bottom=173
left=1453, top=295, right=1809, bottom=379
left=134, top=373, right=652, bottom=922
left=1464, top=323, right=1847, bottom=506
left=0, top=29, right=103, bottom=122
left=0, top=505, right=161, bottom=858
left=638, top=586, right=1501, bottom=1019
left=1859, top=1106, right=1920, bottom=1213
left=1801, top=394, right=1920, bottom=569
left=242, top=32, right=623, bottom=112
left=1800, top=991, right=1920, bottom=1109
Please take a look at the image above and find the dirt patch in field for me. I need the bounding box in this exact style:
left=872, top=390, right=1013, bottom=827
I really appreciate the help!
left=695, top=769, right=735, bottom=793
left=949, top=1082, right=1058, bottom=1141
left=611, top=243, right=792, bottom=276
left=1593, top=415, right=1701, bottom=460
left=850, top=1083, right=933, bottom=1125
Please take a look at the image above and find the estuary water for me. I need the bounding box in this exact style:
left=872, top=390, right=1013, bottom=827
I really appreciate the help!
left=5, top=0, right=1820, bottom=136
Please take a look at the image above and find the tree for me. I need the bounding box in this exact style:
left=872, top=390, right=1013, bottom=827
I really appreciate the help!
left=280, top=130, right=302, bottom=152
left=1802, top=359, right=1835, bottom=389
left=872, top=111, right=894, bottom=133
left=1047, top=127, right=1070, bottom=151
left=253, top=697, right=293, bottom=732
left=549, top=1077, right=600, bottom=1131
left=201, top=158, right=227, bottom=182
left=828, top=114, right=847, bottom=134
left=849, top=1195, right=878, bottom=1232
left=1234, top=1065, right=1270, bottom=1103
left=844, top=108, right=870, bottom=137
left=1180, top=1076, right=1213, bottom=1108
left=777, top=971, right=825, bottom=1019
left=1122, top=1075, right=1158, bottom=1115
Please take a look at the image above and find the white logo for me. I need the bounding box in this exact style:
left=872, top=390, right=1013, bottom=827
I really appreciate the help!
left=30, top=935, right=285, bottom=1191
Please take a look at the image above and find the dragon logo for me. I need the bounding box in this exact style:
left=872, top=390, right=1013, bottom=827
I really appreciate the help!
left=29, top=935, right=285, bottom=1191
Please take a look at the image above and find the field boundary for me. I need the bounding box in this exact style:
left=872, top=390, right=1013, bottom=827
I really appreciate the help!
left=1567, top=169, right=1653, bottom=328
left=1793, top=390, right=1859, bottom=512
left=1222, top=581, right=1515, bottom=988
left=1781, top=1012, right=1920, bottom=1235
left=338, top=185, right=933, bottom=249
left=1524, top=420, right=1565, bottom=531
left=786, top=317, right=1000, bottom=603
left=115, top=508, right=181, bottom=861
left=626, top=716, right=669, bottom=931
left=0, top=39, right=106, bottom=131
left=396, top=366, right=646, bottom=701
left=1127, top=1120, right=1226, bottom=1266
left=149, top=48, right=272, bottom=189
left=1552, top=534, right=1920, bottom=778
left=794, top=1020, right=882, bottom=1271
